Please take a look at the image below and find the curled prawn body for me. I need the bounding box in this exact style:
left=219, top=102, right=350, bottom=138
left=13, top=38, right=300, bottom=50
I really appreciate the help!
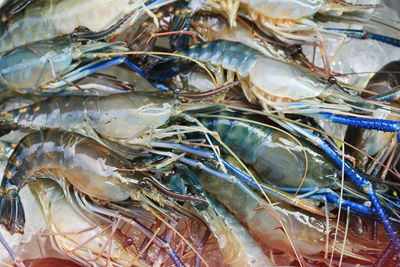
left=0, top=129, right=203, bottom=234
left=0, top=130, right=141, bottom=234
left=0, top=0, right=149, bottom=53
left=2, top=130, right=137, bottom=203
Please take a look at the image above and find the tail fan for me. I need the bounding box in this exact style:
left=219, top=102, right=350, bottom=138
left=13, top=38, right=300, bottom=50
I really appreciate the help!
left=0, top=190, right=25, bottom=234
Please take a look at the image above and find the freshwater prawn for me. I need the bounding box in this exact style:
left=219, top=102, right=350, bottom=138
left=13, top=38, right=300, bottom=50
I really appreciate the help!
left=0, top=92, right=177, bottom=155
left=177, top=164, right=275, bottom=267
left=147, top=39, right=378, bottom=114
left=0, top=37, right=147, bottom=101
left=0, top=0, right=166, bottom=53
left=0, top=129, right=203, bottom=235
left=205, top=0, right=400, bottom=47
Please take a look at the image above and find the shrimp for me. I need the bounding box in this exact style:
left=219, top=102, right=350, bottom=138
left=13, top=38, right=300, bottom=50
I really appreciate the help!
left=178, top=164, right=276, bottom=267
left=0, top=92, right=176, bottom=155
left=196, top=169, right=386, bottom=264
left=0, top=0, right=162, bottom=53
left=147, top=40, right=373, bottom=113
left=0, top=37, right=145, bottom=101
left=205, top=0, right=396, bottom=45
left=194, top=195, right=275, bottom=267
left=0, top=129, right=202, bottom=234
left=190, top=12, right=343, bottom=77
left=29, top=179, right=151, bottom=267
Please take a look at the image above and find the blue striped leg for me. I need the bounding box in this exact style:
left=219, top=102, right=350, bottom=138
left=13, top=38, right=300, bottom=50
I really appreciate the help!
left=43, top=56, right=146, bottom=91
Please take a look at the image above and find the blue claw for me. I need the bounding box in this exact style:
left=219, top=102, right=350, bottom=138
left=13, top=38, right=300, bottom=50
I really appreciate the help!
left=45, top=56, right=147, bottom=91
left=310, top=191, right=373, bottom=215
left=324, top=28, right=400, bottom=48
left=315, top=112, right=400, bottom=144
left=69, top=56, right=146, bottom=80
left=286, top=121, right=400, bottom=257
left=317, top=112, right=400, bottom=132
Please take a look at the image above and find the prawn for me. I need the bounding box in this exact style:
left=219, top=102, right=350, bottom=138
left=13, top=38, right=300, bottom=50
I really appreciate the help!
left=0, top=0, right=164, bottom=53
left=0, top=129, right=202, bottom=234
left=0, top=37, right=146, bottom=101
left=147, top=39, right=376, bottom=114
left=177, top=164, right=275, bottom=267
left=205, top=0, right=400, bottom=46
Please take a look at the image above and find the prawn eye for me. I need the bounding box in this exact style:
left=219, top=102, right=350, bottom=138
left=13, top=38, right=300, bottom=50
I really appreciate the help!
left=173, top=88, right=181, bottom=96
left=289, top=45, right=302, bottom=55
left=328, top=76, right=337, bottom=85
left=139, top=180, right=147, bottom=188
left=70, top=32, right=78, bottom=38
left=124, top=237, right=134, bottom=247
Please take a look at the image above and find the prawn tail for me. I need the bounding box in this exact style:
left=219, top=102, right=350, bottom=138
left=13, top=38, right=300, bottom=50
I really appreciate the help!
left=0, top=190, right=25, bottom=234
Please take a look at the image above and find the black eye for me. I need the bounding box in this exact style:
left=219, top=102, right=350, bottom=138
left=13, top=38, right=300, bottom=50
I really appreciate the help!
left=328, top=76, right=337, bottom=85
left=70, top=32, right=78, bottom=38
left=124, top=237, right=133, bottom=247
left=139, top=180, right=147, bottom=187
left=289, top=45, right=302, bottom=55
left=173, top=88, right=181, bottom=96
left=329, top=231, right=336, bottom=239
